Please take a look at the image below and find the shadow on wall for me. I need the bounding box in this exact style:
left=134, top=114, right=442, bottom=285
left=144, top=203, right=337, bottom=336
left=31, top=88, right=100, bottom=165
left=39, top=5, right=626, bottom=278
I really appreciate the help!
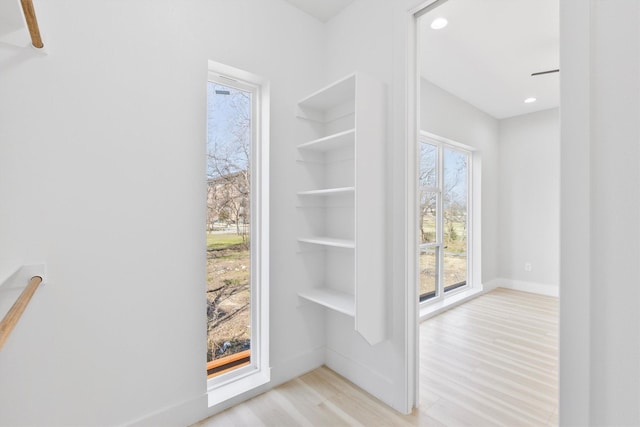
left=0, top=41, right=46, bottom=71
left=0, top=0, right=46, bottom=70
left=0, top=0, right=24, bottom=37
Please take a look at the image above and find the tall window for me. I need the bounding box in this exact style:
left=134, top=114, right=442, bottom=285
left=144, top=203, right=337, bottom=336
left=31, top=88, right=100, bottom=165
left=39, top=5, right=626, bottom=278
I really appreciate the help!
left=206, top=80, right=252, bottom=375
left=206, top=61, right=269, bottom=402
left=419, top=136, right=471, bottom=302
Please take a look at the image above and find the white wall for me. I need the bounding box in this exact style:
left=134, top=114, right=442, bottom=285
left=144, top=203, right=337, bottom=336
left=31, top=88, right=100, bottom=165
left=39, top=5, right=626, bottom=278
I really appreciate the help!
left=2, top=0, right=639, bottom=425
left=291, top=1, right=640, bottom=424
left=498, top=108, right=559, bottom=294
left=587, top=2, right=640, bottom=423
left=560, top=0, right=640, bottom=425
left=322, top=0, right=411, bottom=412
left=420, top=82, right=560, bottom=295
left=0, top=1, right=328, bottom=425
left=420, top=79, right=499, bottom=284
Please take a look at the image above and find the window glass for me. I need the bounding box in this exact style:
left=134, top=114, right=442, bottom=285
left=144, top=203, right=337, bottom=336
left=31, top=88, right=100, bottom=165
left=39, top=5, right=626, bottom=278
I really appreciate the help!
left=442, top=148, right=468, bottom=292
left=206, top=81, right=252, bottom=376
left=419, top=139, right=471, bottom=302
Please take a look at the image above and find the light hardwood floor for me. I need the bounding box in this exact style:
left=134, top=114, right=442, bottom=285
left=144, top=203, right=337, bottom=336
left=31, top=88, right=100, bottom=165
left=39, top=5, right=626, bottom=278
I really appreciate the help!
left=195, top=288, right=558, bottom=426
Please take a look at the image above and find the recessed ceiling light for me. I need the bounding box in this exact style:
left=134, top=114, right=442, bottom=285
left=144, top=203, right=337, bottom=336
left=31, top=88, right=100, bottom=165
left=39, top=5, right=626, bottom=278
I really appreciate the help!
left=524, top=97, right=537, bottom=104
left=430, top=17, right=448, bottom=30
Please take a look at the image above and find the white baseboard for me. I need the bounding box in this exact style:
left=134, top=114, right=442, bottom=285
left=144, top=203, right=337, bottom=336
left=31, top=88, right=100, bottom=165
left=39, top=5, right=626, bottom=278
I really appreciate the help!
left=324, top=347, right=395, bottom=410
left=418, top=278, right=557, bottom=322
left=127, top=347, right=325, bottom=427
left=125, top=277, right=558, bottom=427
left=483, top=278, right=501, bottom=292
left=494, top=278, right=559, bottom=297
left=269, top=346, right=325, bottom=386
left=126, top=394, right=208, bottom=427
left=419, top=287, right=485, bottom=321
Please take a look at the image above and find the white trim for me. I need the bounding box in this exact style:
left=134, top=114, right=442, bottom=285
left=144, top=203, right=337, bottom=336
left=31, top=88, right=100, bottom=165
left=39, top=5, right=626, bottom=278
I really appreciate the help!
left=419, top=286, right=485, bottom=321
left=127, top=394, right=208, bottom=427
left=206, top=60, right=270, bottom=403
left=207, top=368, right=271, bottom=407
left=482, top=278, right=501, bottom=292
left=268, top=347, right=325, bottom=385
left=401, top=1, right=422, bottom=414
left=420, top=130, right=477, bottom=152
left=324, top=347, right=396, bottom=407
left=206, top=348, right=322, bottom=413
left=558, top=2, right=591, bottom=425
left=128, top=348, right=325, bottom=427
left=393, top=0, right=447, bottom=413
left=401, top=0, right=476, bottom=413
left=495, top=278, right=560, bottom=298
left=418, top=279, right=559, bottom=323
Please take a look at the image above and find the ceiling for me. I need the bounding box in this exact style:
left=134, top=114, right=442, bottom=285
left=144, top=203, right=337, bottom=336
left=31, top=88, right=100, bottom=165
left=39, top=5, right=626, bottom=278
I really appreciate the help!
left=283, top=0, right=353, bottom=22
left=419, top=0, right=559, bottom=119
left=2, top=0, right=556, bottom=119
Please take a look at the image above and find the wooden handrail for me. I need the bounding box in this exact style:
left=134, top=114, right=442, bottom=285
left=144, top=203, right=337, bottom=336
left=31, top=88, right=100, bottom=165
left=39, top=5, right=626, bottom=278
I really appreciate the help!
left=20, top=0, right=44, bottom=49
left=0, top=276, right=43, bottom=351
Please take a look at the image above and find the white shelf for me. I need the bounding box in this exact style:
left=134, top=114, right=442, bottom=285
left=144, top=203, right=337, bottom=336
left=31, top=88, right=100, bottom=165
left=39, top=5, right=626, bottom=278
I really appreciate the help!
left=297, top=187, right=354, bottom=196
left=297, top=129, right=355, bottom=152
left=298, top=237, right=355, bottom=249
left=296, top=72, right=386, bottom=346
left=298, top=288, right=355, bottom=317
left=298, top=74, right=356, bottom=110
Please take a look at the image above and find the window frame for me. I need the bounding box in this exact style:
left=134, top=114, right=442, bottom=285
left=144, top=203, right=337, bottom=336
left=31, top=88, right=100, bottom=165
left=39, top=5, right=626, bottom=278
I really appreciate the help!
left=206, top=60, right=270, bottom=407
left=418, top=131, right=473, bottom=306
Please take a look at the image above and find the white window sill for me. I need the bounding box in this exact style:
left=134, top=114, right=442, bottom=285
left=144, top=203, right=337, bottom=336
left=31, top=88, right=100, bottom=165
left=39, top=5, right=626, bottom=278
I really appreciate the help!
left=207, top=368, right=271, bottom=407
left=419, top=287, right=484, bottom=321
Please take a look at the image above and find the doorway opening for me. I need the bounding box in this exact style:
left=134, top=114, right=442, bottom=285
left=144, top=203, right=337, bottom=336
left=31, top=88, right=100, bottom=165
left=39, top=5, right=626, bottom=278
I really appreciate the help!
left=412, top=0, right=560, bottom=421
left=415, top=0, right=559, bottom=309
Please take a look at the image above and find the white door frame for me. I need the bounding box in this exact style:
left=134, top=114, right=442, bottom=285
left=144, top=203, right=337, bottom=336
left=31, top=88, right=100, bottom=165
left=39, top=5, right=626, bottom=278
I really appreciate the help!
left=395, top=0, right=585, bottom=422
left=391, top=0, right=446, bottom=413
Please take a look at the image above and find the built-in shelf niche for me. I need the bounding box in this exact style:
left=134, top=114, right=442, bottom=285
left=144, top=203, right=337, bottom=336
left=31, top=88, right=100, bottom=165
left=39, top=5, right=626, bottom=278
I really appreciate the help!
left=295, top=72, right=386, bottom=346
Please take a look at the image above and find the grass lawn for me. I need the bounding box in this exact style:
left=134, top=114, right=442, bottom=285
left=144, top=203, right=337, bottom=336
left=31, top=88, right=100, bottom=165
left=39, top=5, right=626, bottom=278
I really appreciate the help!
left=206, top=232, right=251, bottom=361
left=207, top=233, right=246, bottom=250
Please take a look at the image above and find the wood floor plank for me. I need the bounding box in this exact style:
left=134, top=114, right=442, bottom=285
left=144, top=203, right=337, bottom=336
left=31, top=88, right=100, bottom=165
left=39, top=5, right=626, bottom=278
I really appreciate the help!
left=420, top=365, right=551, bottom=426
left=195, top=288, right=558, bottom=426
